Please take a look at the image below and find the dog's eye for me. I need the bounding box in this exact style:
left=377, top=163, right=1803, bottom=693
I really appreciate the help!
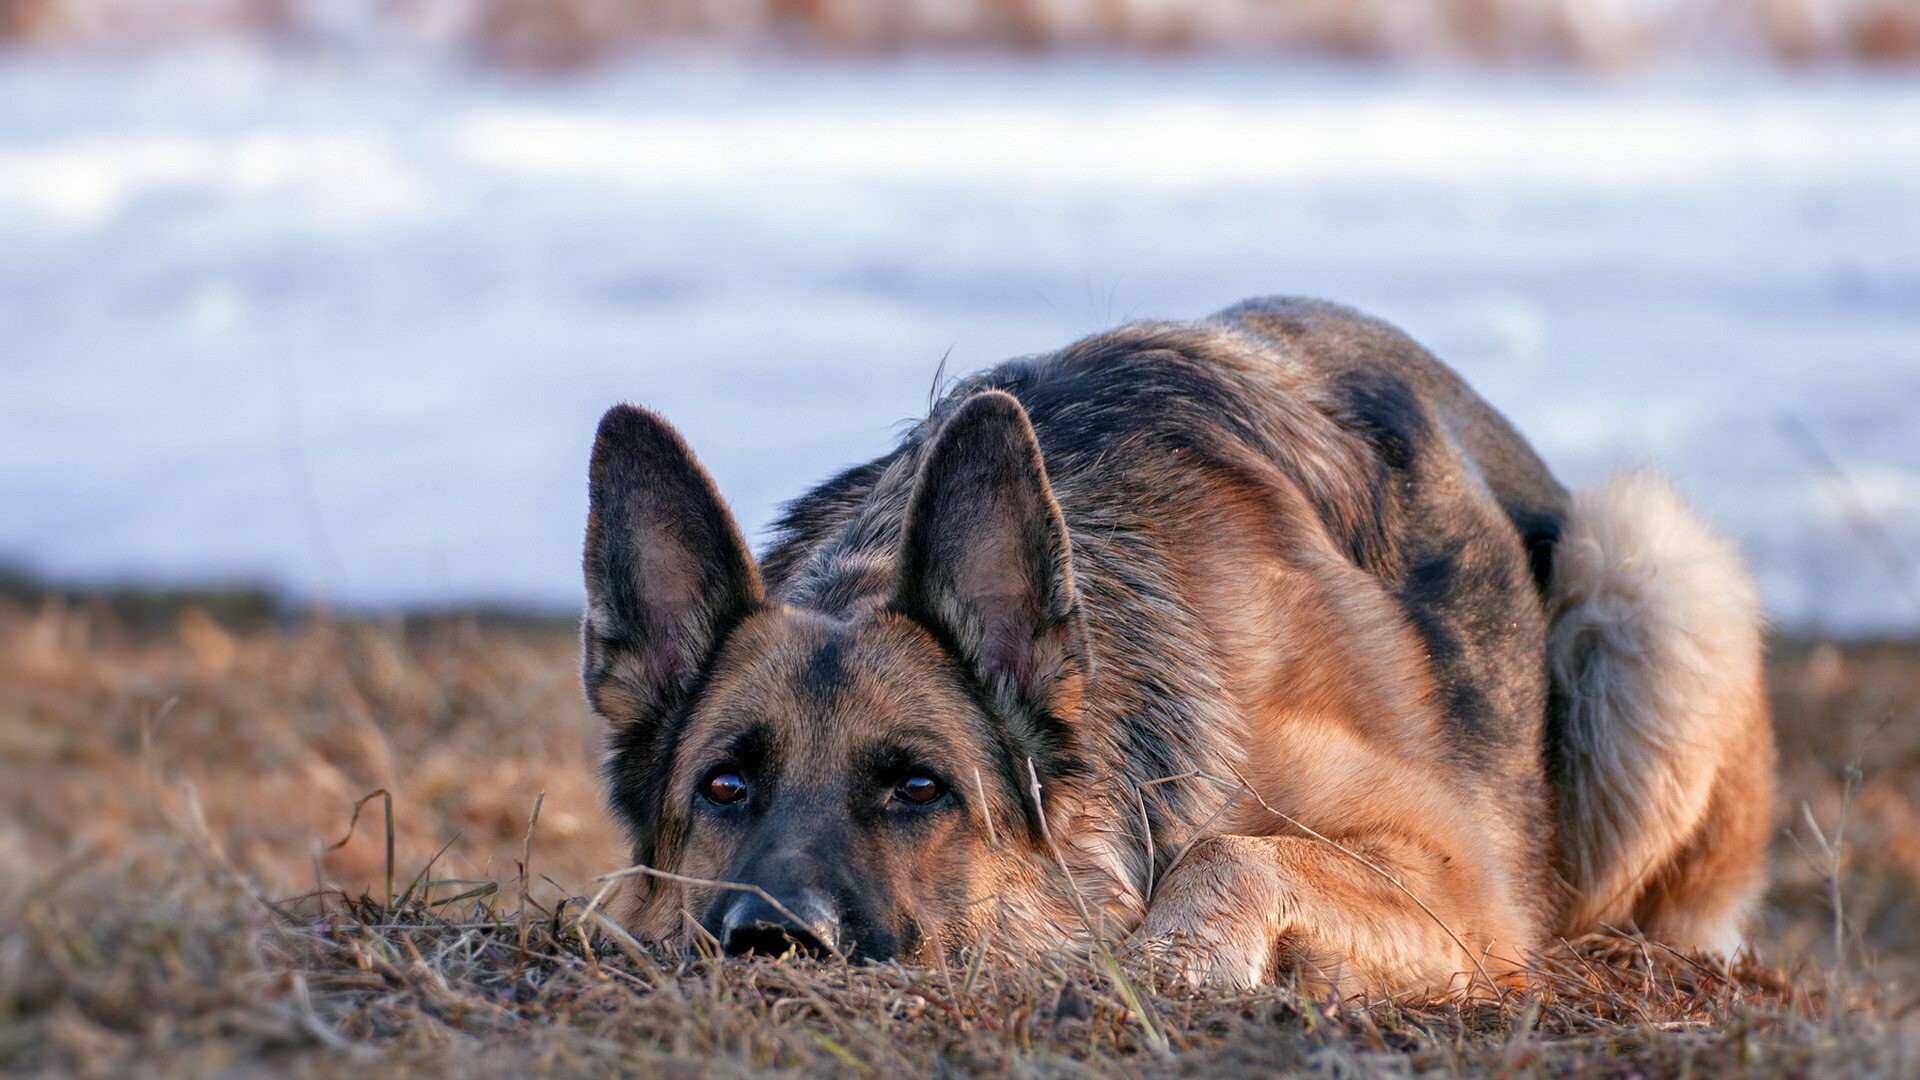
left=894, top=772, right=944, bottom=805
left=701, top=769, right=749, bottom=806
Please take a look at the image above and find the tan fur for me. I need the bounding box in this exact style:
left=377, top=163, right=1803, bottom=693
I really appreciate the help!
left=1546, top=469, right=1775, bottom=952
left=1142, top=831, right=1513, bottom=997
left=1128, top=460, right=1539, bottom=996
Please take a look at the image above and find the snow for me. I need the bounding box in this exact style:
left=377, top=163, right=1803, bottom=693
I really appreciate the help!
left=1, top=54, right=1916, bottom=630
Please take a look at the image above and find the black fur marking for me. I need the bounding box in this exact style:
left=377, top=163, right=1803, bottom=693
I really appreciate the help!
left=1513, top=514, right=1562, bottom=594
left=1397, top=551, right=1496, bottom=747
left=1336, top=370, right=1427, bottom=473
left=804, top=636, right=846, bottom=707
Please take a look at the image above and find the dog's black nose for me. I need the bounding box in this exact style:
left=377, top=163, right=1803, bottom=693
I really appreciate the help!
left=719, top=893, right=839, bottom=958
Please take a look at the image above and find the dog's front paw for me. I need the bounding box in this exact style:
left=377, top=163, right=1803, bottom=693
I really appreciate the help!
left=1130, top=924, right=1274, bottom=992
left=1134, top=836, right=1291, bottom=992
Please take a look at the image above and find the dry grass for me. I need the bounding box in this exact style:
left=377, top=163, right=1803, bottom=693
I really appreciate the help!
left=3, top=593, right=1919, bottom=1076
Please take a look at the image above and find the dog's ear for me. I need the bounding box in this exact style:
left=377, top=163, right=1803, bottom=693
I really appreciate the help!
left=894, top=391, right=1088, bottom=777
left=582, top=405, right=763, bottom=730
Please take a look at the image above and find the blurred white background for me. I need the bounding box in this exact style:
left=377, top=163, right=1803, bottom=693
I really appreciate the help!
left=1, top=1, right=1916, bottom=630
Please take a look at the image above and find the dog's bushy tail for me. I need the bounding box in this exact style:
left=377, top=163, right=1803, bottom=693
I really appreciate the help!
left=1545, top=469, right=1772, bottom=953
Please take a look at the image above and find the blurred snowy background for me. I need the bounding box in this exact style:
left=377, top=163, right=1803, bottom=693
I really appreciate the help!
left=0, top=1, right=1916, bottom=631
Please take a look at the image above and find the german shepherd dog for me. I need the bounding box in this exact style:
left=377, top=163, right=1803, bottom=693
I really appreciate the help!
left=580, top=296, right=1775, bottom=997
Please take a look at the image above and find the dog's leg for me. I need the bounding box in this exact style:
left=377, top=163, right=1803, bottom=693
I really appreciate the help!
left=1138, top=832, right=1512, bottom=998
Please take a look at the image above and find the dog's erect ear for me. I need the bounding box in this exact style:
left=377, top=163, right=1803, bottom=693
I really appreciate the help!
left=582, top=405, right=763, bottom=728
left=894, top=391, right=1088, bottom=772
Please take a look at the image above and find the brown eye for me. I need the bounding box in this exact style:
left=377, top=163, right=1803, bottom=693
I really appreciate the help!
left=894, top=773, right=944, bottom=805
left=702, top=770, right=749, bottom=806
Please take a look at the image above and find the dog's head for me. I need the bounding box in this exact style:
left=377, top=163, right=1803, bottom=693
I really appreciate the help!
left=581, top=392, right=1090, bottom=961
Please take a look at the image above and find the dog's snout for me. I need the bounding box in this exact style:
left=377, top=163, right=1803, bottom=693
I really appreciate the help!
left=719, top=893, right=839, bottom=958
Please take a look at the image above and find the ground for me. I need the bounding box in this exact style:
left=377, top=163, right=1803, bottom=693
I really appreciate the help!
left=3, top=593, right=1918, bottom=1076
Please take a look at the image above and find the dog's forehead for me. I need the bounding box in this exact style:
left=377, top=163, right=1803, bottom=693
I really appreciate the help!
left=701, top=606, right=974, bottom=747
